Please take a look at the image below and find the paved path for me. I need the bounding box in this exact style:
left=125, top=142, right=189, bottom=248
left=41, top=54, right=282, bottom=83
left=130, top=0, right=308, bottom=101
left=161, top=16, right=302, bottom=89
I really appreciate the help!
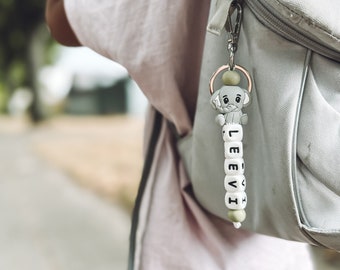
left=0, top=131, right=130, bottom=270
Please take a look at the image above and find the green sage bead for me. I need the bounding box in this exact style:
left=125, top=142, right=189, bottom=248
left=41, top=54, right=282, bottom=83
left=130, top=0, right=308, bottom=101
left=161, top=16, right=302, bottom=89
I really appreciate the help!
left=228, top=209, right=246, bottom=223
left=222, top=70, right=241, bottom=86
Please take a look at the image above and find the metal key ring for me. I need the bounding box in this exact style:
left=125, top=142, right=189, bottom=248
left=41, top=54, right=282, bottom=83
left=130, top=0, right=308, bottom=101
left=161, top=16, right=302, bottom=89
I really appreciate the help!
left=209, top=64, right=252, bottom=95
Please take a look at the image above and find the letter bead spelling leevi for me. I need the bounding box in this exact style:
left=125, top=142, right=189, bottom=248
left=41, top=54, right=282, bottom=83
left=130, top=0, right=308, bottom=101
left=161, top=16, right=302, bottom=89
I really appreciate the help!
left=209, top=67, right=252, bottom=229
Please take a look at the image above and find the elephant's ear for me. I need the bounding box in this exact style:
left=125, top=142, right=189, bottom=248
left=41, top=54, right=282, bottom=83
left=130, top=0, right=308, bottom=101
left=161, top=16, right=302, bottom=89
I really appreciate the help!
left=243, top=90, right=251, bottom=107
left=210, top=91, right=221, bottom=110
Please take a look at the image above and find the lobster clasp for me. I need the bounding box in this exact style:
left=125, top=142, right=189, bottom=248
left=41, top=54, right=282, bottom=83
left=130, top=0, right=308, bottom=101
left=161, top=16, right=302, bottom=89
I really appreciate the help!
left=225, top=1, right=243, bottom=69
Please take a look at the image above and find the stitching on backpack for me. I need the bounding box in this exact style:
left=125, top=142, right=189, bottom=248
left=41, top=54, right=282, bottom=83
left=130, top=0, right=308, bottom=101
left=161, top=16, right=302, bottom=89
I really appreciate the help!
left=270, top=0, right=340, bottom=42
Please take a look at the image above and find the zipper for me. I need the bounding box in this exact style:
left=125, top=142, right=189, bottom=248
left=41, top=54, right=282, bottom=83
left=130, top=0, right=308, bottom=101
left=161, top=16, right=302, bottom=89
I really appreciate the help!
left=244, top=0, right=340, bottom=62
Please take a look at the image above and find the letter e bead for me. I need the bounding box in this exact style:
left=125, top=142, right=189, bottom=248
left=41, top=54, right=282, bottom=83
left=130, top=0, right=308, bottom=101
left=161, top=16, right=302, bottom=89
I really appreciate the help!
left=224, top=158, right=245, bottom=175
left=224, top=141, right=243, bottom=159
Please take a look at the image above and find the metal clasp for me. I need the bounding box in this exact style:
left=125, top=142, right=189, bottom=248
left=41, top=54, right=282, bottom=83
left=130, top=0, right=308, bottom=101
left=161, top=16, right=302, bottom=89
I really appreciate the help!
left=225, top=1, right=243, bottom=69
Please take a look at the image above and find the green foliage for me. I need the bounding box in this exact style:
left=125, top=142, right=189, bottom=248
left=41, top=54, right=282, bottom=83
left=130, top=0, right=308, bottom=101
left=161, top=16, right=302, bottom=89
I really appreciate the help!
left=0, top=0, right=55, bottom=120
left=0, top=83, right=8, bottom=112
left=44, top=40, right=60, bottom=66
left=9, top=60, right=26, bottom=86
left=0, top=0, right=45, bottom=66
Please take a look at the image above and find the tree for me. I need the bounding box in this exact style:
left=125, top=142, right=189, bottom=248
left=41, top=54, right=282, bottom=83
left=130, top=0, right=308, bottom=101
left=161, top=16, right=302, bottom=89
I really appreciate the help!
left=0, top=0, right=53, bottom=121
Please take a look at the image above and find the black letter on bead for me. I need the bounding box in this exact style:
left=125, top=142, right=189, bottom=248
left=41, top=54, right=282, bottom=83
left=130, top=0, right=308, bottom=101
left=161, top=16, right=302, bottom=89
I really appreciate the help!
left=230, top=147, right=240, bottom=153
left=228, top=164, right=239, bottom=171
left=228, top=130, right=239, bottom=138
left=242, top=179, right=246, bottom=187
left=229, top=197, right=238, bottom=205
left=228, top=180, right=238, bottom=188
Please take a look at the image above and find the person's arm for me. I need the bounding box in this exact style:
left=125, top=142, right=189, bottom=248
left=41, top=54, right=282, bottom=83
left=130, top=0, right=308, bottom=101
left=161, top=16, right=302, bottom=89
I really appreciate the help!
left=45, top=0, right=81, bottom=46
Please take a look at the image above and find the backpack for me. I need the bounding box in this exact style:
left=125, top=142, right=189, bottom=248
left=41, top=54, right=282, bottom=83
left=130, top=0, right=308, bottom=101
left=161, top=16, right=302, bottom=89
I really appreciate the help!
left=177, top=0, right=340, bottom=251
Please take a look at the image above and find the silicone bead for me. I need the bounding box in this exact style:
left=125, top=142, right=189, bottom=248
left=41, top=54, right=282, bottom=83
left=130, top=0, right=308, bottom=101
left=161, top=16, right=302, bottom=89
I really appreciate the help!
left=224, top=175, right=246, bottom=192
left=222, top=124, right=243, bottom=142
left=222, top=70, right=241, bottom=86
left=224, top=158, right=245, bottom=175
left=224, top=141, right=243, bottom=159
left=228, top=209, right=246, bottom=223
left=225, top=192, right=247, bottom=210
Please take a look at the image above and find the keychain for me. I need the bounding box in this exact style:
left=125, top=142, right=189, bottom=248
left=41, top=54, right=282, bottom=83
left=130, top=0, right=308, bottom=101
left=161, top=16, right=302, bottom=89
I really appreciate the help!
left=209, top=1, right=252, bottom=229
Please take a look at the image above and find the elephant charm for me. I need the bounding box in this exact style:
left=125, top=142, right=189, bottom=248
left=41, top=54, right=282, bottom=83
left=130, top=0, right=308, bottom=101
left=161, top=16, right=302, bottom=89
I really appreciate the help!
left=210, top=85, right=250, bottom=126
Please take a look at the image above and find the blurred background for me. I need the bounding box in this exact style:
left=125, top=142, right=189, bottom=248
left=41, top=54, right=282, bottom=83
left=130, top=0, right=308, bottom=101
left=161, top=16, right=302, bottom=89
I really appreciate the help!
left=0, top=1, right=339, bottom=269
left=0, top=1, right=146, bottom=269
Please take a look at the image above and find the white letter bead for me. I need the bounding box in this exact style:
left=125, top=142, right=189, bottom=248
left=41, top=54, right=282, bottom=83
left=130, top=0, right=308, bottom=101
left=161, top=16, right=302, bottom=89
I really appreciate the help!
left=225, top=192, right=247, bottom=210
left=222, top=124, right=243, bottom=142
left=224, top=175, right=246, bottom=192
left=224, top=141, right=243, bottom=159
left=224, top=158, right=245, bottom=175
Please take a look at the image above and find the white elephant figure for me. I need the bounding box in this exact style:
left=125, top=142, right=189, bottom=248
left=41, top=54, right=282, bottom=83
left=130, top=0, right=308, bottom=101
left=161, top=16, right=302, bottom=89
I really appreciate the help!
left=210, top=85, right=251, bottom=125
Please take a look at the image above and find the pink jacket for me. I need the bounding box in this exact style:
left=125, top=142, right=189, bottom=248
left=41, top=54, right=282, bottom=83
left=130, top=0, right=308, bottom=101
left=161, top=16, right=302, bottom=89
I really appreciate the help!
left=64, top=1, right=313, bottom=269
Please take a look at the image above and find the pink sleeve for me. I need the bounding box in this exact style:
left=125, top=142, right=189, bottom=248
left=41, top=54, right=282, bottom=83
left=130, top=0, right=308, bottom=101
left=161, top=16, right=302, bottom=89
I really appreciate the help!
left=64, top=0, right=210, bottom=135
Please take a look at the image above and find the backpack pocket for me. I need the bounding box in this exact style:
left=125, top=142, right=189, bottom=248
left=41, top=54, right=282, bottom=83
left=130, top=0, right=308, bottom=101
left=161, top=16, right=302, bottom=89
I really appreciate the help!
left=295, top=54, right=340, bottom=249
